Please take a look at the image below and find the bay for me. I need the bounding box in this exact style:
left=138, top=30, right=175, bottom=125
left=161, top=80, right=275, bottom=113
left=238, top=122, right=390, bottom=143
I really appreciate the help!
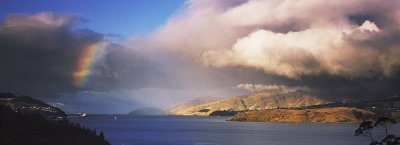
left=71, top=115, right=398, bottom=145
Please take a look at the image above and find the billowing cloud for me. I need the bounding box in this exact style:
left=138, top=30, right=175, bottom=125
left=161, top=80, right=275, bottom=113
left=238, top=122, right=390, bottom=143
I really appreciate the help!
left=236, top=83, right=310, bottom=93
left=144, top=0, right=400, bottom=79
left=203, top=19, right=400, bottom=78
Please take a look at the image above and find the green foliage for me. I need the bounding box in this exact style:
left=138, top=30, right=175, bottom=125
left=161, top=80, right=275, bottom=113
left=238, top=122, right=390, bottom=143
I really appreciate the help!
left=355, top=121, right=375, bottom=142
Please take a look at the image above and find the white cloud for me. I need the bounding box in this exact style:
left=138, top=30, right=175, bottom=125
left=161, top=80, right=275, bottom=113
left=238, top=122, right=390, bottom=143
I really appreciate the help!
left=359, top=20, right=380, bottom=32
left=5, top=12, right=78, bottom=28
left=203, top=28, right=344, bottom=78
left=48, top=102, right=65, bottom=108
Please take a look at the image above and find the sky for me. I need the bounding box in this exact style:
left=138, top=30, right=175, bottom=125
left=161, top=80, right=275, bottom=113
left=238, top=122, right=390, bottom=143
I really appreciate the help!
left=0, top=0, right=185, bottom=37
left=1, top=0, right=400, bottom=114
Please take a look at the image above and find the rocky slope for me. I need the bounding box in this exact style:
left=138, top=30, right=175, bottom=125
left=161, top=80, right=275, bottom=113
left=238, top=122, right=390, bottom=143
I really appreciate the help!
left=170, top=91, right=330, bottom=116
left=229, top=107, right=375, bottom=123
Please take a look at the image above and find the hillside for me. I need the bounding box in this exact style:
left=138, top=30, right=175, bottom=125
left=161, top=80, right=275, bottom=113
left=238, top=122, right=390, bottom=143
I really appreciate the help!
left=229, top=107, right=375, bottom=123
left=0, top=106, right=110, bottom=145
left=0, top=92, right=66, bottom=119
left=170, top=91, right=330, bottom=116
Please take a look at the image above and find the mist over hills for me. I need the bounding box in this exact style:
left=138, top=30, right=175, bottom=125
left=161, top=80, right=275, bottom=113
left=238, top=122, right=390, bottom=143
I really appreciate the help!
left=167, top=96, right=222, bottom=114
left=128, top=107, right=166, bottom=116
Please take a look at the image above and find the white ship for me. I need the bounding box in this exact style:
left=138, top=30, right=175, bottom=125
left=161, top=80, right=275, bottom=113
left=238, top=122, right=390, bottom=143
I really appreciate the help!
left=78, top=112, right=87, bottom=117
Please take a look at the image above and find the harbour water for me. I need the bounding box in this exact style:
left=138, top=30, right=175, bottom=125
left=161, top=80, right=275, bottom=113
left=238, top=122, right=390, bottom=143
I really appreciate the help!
left=71, top=115, right=399, bottom=145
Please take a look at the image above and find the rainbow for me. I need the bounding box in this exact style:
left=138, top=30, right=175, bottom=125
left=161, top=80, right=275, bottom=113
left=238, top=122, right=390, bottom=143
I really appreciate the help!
left=73, top=42, right=106, bottom=87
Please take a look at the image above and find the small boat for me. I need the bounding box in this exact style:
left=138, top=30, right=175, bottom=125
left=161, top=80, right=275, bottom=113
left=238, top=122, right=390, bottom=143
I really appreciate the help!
left=78, top=112, right=87, bottom=117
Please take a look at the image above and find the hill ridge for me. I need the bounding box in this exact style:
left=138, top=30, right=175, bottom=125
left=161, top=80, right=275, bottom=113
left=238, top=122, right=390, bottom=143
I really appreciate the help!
left=169, top=91, right=330, bottom=116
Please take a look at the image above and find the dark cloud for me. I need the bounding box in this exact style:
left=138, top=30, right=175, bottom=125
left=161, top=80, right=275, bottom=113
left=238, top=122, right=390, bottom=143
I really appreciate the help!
left=0, top=12, right=104, bottom=97
left=299, top=75, right=400, bottom=100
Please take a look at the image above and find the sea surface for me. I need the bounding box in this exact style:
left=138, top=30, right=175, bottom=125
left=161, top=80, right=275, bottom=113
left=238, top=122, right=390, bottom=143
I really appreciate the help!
left=71, top=115, right=400, bottom=145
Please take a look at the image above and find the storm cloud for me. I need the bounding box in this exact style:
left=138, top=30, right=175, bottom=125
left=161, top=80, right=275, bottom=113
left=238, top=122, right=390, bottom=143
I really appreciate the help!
left=0, top=12, right=106, bottom=97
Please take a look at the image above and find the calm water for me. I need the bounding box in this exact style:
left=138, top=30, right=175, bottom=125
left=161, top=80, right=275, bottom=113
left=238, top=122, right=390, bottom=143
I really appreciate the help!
left=71, top=115, right=399, bottom=145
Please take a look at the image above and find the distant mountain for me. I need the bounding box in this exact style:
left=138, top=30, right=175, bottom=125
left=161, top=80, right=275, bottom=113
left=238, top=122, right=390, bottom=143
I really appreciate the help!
left=167, top=96, right=222, bottom=115
left=0, top=92, right=17, bottom=99
left=0, top=92, right=66, bottom=119
left=128, top=107, right=166, bottom=115
left=229, top=107, right=375, bottom=123
left=170, top=90, right=330, bottom=116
